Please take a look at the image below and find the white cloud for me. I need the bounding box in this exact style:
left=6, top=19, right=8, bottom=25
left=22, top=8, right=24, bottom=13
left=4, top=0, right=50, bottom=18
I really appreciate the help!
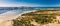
left=0, top=3, right=41, bottom=7
left=0, top=0, right=60, bottom=7
left=0, top=0, right=41, bottom=7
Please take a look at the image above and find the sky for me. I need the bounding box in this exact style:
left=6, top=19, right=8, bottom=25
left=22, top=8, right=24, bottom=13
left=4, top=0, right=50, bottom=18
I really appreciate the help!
left=0, top=0, right=60, bottom=7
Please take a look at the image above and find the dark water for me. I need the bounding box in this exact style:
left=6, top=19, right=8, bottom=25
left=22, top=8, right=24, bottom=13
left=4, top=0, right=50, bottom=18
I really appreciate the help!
left=0, top=7, right=60, bottom=14
left=0, top=10, right=11, bottom=14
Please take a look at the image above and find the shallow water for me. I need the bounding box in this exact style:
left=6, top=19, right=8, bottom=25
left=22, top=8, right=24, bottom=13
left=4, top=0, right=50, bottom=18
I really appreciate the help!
left=0, top=9, right=37, bottom=14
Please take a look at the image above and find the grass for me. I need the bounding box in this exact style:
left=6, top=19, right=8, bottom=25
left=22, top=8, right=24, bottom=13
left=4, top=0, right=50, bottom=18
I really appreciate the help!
left=13, top=10, right=60, bottom=26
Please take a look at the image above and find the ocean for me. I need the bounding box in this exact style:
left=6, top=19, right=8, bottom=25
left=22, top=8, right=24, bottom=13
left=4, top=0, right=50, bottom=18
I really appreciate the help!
left=0, top=9, right=36, bottom=14
left=0, top=7, right=60, bottom=14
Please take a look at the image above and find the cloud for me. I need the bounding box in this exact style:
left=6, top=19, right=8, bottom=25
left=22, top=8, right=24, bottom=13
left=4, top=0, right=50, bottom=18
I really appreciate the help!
left=0, top=0, right=41, bottom=7
left=0, top=3, right=41, bottom=7
left=0, top=0, right=60, bottom=7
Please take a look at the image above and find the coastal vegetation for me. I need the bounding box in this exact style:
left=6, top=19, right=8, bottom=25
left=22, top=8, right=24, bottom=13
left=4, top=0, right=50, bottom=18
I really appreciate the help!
left=13, top=10, right=60, bottom=26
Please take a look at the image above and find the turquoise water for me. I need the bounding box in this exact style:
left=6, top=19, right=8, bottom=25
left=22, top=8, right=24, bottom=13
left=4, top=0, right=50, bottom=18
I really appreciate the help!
left=0, top=10, right=11, bottom=14
left=0, top=9, right=36, bottom=14
left=13, top=9, right=36, bottom=14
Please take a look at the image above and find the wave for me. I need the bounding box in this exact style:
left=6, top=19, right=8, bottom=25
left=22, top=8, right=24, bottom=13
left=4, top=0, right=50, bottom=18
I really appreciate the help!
left=0, top=9, right=37, bottom=24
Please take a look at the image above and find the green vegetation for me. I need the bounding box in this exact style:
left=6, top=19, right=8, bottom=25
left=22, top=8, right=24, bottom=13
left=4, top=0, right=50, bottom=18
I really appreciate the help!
left=13, top=16, right=35, bottom=26
left=13, top=14, right=56, bottom=26
left=33, top=15, right=56, bottom=24
left=13, top=10, right=59, bottom=26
